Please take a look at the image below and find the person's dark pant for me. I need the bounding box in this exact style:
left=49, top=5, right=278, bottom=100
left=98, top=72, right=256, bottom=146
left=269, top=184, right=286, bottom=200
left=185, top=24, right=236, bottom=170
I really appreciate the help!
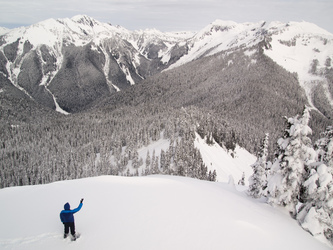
left=64, top=222, right=75, bottom=236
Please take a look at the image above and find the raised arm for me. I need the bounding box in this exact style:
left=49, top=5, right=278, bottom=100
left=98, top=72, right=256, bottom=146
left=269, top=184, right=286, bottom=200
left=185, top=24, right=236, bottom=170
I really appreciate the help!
left=71, top=200, right=83, bottom=213
left=61, top=199, right=83, bottom=214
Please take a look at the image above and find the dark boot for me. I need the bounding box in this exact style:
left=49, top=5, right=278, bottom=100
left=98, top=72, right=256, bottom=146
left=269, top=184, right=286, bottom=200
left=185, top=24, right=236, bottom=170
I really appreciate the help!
left=64, top=234, right=68, bottom=239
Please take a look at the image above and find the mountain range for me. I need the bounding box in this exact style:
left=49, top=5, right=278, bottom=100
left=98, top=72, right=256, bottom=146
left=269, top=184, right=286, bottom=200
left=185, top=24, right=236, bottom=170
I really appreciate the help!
left=1, top=15, right=333, bottom=166
left=0, top=15, right=332, bottom=116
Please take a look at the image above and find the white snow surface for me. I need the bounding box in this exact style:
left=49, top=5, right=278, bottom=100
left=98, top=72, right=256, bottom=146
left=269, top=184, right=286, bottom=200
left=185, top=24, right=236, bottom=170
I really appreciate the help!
left=263, top=21, right=333, bottom=109
left=194, top=133, right=256, bottom=185
left=167, top=20, right=264, bottom=70
left=122, top=134, right=255, bottom=184
left=0, top=27, right=10, bottom=35
left=0, top=175, right=330, bottom=250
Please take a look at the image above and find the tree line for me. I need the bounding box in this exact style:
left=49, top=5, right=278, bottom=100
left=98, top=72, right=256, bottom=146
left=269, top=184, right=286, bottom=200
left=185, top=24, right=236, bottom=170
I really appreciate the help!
left=0, top=105, right=222, bottom=188
left=248, top=107, right=333, bottom=245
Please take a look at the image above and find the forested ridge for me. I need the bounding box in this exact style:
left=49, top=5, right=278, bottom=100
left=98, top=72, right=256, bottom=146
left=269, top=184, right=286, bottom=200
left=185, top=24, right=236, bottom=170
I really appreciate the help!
left=1, top=47, right=332, bottom=188
left=1, top=103, right=223, bottom=187
left=96, top=48, right=331, bottom=152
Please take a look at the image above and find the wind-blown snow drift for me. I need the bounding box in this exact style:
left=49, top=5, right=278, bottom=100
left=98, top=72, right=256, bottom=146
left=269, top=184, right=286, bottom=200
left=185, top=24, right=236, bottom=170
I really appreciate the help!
left=0, top=175, right=330, bottom=250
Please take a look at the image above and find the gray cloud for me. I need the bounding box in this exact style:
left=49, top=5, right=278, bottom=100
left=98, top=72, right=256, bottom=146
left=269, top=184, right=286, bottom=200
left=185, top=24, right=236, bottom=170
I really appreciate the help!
left=0, top=0, right=332, bottom=33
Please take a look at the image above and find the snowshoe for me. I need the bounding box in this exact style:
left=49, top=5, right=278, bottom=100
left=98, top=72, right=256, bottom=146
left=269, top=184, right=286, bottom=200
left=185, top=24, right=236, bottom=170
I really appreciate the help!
left=71, top=233, right=80, bottom=241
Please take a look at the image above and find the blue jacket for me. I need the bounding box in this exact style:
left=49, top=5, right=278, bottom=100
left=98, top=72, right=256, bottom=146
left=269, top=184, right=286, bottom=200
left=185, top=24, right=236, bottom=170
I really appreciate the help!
left=60, top=202, right=83, bottom=223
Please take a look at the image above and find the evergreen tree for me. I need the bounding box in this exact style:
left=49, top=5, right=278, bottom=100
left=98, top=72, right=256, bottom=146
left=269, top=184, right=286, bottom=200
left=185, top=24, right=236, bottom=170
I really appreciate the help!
left=132, top=150, right=139, bottom=169
left=152, top=156, right=159, bottom=174
left=195, top=162, right=205, bottom=180
left=160, top=150, right=166, bottom=171
left=296, top=126, right=333, bottom=244
left=145, top=151, right=151, bottom=167
left=267, top=107, right=317, bottom=216
left=211, top=169, right=217, bottom=182
left=150, top=150, right=156, bottom=170
left=177, top=159, right=185, bottom=176
left=316, top=126, right=333, bottom=173
left=238, top=172, right=245, bottom=186
left=248, top=133, right=269, bottom=198
left=297, top=163, right=333, bottom=244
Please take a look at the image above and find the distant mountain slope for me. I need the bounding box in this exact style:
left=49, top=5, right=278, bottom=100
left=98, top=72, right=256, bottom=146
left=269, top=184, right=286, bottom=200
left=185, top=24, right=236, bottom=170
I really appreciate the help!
left=96, top=47, right=330, bottom=154
left=166, top=20, right=333, bottom=118
left=263, top=21, right=333, bottom=117
left=0, top=16, right=332, bottom=115
left=0, top=15, right=190, bottom=112
left=0, top=74, right=60, bottom=127
left=0, top=27, right=9, bottom=36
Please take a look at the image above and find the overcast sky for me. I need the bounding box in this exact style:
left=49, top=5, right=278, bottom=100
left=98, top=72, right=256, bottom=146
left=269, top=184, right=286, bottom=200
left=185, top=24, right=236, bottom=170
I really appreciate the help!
left=0, top=0, right=332, bottom=33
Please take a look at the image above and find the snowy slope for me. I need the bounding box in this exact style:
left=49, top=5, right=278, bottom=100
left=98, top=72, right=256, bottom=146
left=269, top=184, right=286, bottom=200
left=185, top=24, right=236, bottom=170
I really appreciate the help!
left=1, top=15, right=125, bottom=48
left=166, top=19, right=333, bottom=77
left=167, top=20, right=265, bottom=70
left=165, top=20, right=333, bottom=112
left=119, top=134, right=255, bottom=184
left=0, top=27, right=10, bottom=36
left=194, top=133, right=256, bottom=185
left=263, top=21, right=333, bottom=109
left=0, top=175, right=330, bottom=250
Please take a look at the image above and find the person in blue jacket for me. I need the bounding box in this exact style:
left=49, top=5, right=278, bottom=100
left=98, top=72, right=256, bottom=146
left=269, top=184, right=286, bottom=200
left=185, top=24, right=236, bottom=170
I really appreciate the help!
left=60, top=199, right=84, bottom=240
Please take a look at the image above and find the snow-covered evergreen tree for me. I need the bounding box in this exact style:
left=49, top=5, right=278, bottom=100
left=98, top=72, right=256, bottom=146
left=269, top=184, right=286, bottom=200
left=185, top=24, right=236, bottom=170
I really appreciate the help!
left=160, top=150, right=166, bottom=171
left=248, top=133, right=269, bottom=198
left=150, top=150, right=156, bottom=170
left=297, top=163, right=333, bottom=244
left=267, top=107, right=317, bottom=215
left=152, top=156, right=159, bottom=174
left=296, top=126, right=333, bottom=244
left=208, top=170, right=217, bottom=182
left=238, top=172, right=245, bottom=186
left=316, top=126, right=333, bottom=173
left=145, top=151, right=151, bottom=167
left=132, top=150, right=139, bottom=169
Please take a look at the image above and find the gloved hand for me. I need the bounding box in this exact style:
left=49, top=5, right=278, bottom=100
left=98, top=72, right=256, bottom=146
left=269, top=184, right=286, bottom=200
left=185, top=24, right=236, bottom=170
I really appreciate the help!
left=80, top=198, right=84, bottom=203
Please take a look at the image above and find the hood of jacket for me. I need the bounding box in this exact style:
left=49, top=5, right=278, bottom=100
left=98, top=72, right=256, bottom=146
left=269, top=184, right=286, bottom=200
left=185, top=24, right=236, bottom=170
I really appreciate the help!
left=64, top=202, right=70, bottom=210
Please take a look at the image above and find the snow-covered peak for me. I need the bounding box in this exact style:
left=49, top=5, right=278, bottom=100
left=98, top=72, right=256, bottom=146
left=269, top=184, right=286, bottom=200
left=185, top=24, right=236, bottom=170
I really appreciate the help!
left=196, top=19, right=264, bottom=39
left=263, top=20, right=333, bottom=110
left=267, top=21, right=332, bottom=37
left=211, top=19, right=238, bottom=26
left=71, top=15, right=100, bottom=27
left=134, top=28, right=192, bottom=42
left=167, top=20, right=265, bottom=70
left=195, top=20, right=236, bottom=39
left=209, top=19, right=238, bottom=30
left=0, top=27, right=10, bottom=35
left=138, top=28, right=164, bottom=35
left=0, top=15, right=131, bottom=49
left=0, top=18, right=64, bottom=50
left=167, top=19, right=333, bottom=79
